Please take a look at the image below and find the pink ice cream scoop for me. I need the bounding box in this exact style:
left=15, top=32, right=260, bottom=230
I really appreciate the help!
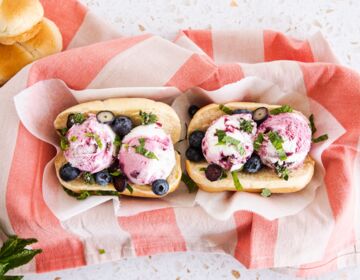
left=256, top=113, right=312, bottom=170
left=64, top=114, right=115, bottom=173
left=201, top=113, right=257, bottom=171
left=118, top=123, right=176, bottom=185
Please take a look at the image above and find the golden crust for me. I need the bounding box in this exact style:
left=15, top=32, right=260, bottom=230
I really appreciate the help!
left=54, top=98, right=182, bottom=198
left=0, top=18, right=62, bottom=85
left=186, top=102, right=315, bottom=193
left=0, top=0, right=44, bottom=42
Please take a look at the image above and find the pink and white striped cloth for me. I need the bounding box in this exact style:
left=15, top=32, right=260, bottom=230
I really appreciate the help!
left=1, top=0, right=360, bottom=277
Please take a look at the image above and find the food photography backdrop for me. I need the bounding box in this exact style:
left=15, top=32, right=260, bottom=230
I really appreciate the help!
left=1, top=0, right=359, bottom=279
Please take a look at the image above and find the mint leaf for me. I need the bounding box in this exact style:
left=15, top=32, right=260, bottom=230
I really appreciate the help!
left=110, top=170, right=121, bottom=177
left=239, top=119, right=253, bottom=133
left=216, top=130, right=245, bottom=155
left=85, top=133, right=103, bottom=149
left=270, top=105, right=293, bottom=115
left=231, top=171, right=243, bottom=191
left=60, top=136, right=69, bottom=151
left=199, top=167, right=207, bottom=171
left=309, top=114, right=317, bottom=135
left=59, top=127, right=68, bottom=136
left=275, top=163, right=289, bottom=181
left=98, top=249, right=105, bottom=255
left=261, top=188, right=272, bottom=197
left=82, top=172, right=95, bottom=185
left=219, top=104, right=233, bottom=114
left=254, top=133, right=264, bottom=151
left=268, top=131, right=287, bottom=161
left=312, top=134, right=329, bottom=143
left=220, top=172, right=228, bottom=179
left=181, top=172, right=198, bottom=193
left=71, top=113, right=86, bottom=124
left=70, top=136, right=77, bottom=142
left=139, top=111, right=158, bottom=125
left=126, top=184, right=133, bottom=194
left=113, top=135, right=121, bottom=149
left=134, top=138, right=158, bottom=159
left=77, top=191, right=90, bottom=200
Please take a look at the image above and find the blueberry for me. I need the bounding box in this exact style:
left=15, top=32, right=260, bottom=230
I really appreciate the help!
left=189, top=131, right=205, bottom=149
left=96, top=111, right=115, bottom=124
left=252, top=107, right=269, bottom=125
left=243, top=154, right=263, bottom=173
left=95, top=170, right=112, bottom=186
left=110, top=116, right=133, bottom=137
left=205, top=164, right=223, bottom=181
left=186, top=147, right=204, bottom=162
left=113, top=175, right=127, bottom=192
left=66, top=114, right=76, bottom=129
left=232, top=109, right=252, bottom=115
left=59, top=163, right=81, bottom=181
left=152, top=179, right=169, bottom=196
left=188, top=105, right=199, bottom=118
left=108, top=158, right=120, bottom=174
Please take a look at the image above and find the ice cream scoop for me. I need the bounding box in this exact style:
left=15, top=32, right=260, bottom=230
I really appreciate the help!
left=64, top=114, right=115, bottom=173
left=201, top=113, right=257, bottom=171
left=119, top=123, right=176, bottom=185
left=256, top=112, right=312, bottom=170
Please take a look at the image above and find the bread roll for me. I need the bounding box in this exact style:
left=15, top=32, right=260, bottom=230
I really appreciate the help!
left=0, top=0, right=44, bottom=45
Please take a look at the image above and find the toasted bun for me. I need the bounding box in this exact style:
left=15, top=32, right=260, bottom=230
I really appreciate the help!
left=186, top=102, right=315, bottom=193
left=0, top=18, right=62, bottom=85
left=54, top=98, right=182, bottom=198
left=0, top=0, right=44, bottom=45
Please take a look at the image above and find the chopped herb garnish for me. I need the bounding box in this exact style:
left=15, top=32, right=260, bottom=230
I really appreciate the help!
left=261, top=188, right=272, bottom=197
left=110, top=170, right=121, bottom=177
left=59, top=127, right=68, bottom=136
left=0, top=235, right=42, bottom=279
left=231, top=171, right=243, bottom=191
left=268, top=131, right=287, bottom=161
left=270, top=105, right=293, bottom=115
left=82, top=172, right=95, bottom=184
left=312, top=134, right=329, bottom=143
left=126, top=184, right=133, bottom=194
left=239, top=119, right=254, bottom=133
left=220, top=172, right=228, bottom=179
left=275, top=163, right=289, bottom=181
left=70, top=136, right=78, bottom=142
left=199, top=167, right=207, bottom=171
left=98, top=249, right=106, bottom=255
left=309, top=114, right=317, bottom=135
left=219, top=104, right=233, bottom=114
left=77, top=191, right=91, bottom=200
left=216, top=129, right=245, bottom=155
left=85, top=132, right=103, bottom=149
left=72, top=113, right=86, bottom=124
left=309, top=114, right=329, bottom=143
left=134, top=138, right=158, bottom=159
left=139, top=111, right=158, bottom=125
left=113, top=135, right=121, bottom=148
left=181, top=172, right=198, bottom=193
left=254, top=133, right=264, bottom=151
left=60, top=136, right=69, bottom=151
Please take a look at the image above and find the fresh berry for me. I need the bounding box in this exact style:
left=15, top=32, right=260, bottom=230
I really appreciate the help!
left=95, top=170, right=112, bottom=186
left=152, top=179, right=169, bottom=195
left=232, top=109, right=252, bottom=115
left=189, top=131, right=205, bottom=149
left=205, top=164, right=223, bottom=181
left=252, top=107, right=269, bottom=125
left=188, top=105, right=199, bottom=118
left=96, top=111, right=115, bottom=124
left=186, top=147, right=204, bottom=162
left=108, top=158, right=120, bottom=174
left=110, top=116, right=133, bottom=137
left=243, top=154, right=263, bottom=173
left=59, top=163, right=81, bottom=181
left=66, top=114, right=76, bottom=128
left=113, top=175, right=127, bottom=192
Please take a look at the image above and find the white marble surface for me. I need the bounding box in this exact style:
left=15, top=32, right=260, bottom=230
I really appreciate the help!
left=25, top=0, right=360, bottom=279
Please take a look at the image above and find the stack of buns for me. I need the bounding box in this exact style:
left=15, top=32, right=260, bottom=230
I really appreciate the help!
left=0, top=0, right=62, bottom=85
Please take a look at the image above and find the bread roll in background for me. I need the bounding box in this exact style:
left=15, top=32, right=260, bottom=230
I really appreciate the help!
left=0, top=0, right=44, bottom=45
left=0, top=18, right=63, bottom=86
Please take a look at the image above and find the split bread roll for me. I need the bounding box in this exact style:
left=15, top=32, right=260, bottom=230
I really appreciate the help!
left=0, top=18, right=62, bottom=85
left=186, top=102, right=315, bottom=193
left=54, top=98, right=182, bottom=198
left=0, top=0, right=44, bottom=45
